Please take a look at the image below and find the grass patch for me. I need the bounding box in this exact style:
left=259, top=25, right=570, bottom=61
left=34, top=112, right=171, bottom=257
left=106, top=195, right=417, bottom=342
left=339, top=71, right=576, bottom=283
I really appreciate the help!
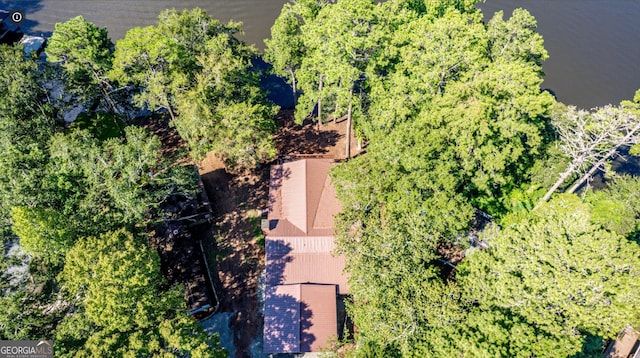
left=69, top=112, right=125, bottom=140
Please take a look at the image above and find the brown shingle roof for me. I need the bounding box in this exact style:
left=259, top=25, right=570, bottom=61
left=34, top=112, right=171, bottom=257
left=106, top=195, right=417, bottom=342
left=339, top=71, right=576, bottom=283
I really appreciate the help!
left=268, top=159, right=342, bottom=237
left=263, top=284, right=338, bottom=353
left=266, top=236, right=349, bottom=295
left=604, top=327, right=640, bottom=358
left=264, top=159, right=348, bottom=354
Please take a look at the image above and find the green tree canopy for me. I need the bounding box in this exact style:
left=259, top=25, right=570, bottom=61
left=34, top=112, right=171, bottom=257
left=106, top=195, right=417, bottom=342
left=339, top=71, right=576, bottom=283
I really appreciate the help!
left=45, top=16, right=118, bottom=112
left=112, top=8, right=277, bottom=171
left=264, top=0, right=325, bottom=98
left=457, top=194, right=640, bottom=356
left=111, top=24, right=185, bottom=119
left=57, top=229, right=226, bottom=357
left=324, top=3, right=555, bottom=355
left=0, top=45, right=57, bottom=241
left=171, top=16, right=277, bottom=169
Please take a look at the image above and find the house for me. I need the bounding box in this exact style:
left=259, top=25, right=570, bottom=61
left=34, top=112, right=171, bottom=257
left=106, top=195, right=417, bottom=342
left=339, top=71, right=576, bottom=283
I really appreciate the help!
left=1, top=10, right=47, bottom=56
left=263, top=159, right=348, bottom=354
left=0, top=10, right=23, bottom=45
left=604, top=326, right=640, bottom=358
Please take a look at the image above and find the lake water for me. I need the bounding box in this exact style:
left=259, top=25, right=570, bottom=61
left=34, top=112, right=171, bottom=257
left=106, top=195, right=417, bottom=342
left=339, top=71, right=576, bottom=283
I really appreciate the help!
left=478, top=1, right=640, bottom=109
left=3, top=0, right=639, bottom=109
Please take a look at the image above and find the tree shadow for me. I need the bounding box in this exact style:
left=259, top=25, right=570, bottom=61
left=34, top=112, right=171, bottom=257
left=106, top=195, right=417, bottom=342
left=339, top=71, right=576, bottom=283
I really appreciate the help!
left=263, top=286, right=315, bottom=354
left=265, top=239, right=293, bottom=287
left=252, top=56, right=295, bottom=109
left=337, top=294, right=354, bottom=342
left=263, top=240, right=315, bottom=353
left=151, top=192, right=218, bottom=319
left=199, top=162, right=274, bottom=356
left=273, top=109, right=341, bottom=157
left=267, top=164, right=292, bottom=230
left=572, top=332, right=606, bottom=357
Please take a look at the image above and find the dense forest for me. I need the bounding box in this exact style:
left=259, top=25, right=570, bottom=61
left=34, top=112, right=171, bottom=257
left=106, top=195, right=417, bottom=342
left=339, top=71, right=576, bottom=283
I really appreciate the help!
left=265, top=0, right=640, bottom=356
left=0, top=8, right=277, bottom=357
left=1, top=0, right=640, bottom=357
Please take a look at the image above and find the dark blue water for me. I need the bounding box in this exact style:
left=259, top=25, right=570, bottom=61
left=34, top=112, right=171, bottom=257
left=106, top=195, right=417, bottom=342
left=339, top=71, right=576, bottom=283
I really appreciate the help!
left=2, top=0, right=638, bottom=109
left=479, top=0, right=640, bottom=109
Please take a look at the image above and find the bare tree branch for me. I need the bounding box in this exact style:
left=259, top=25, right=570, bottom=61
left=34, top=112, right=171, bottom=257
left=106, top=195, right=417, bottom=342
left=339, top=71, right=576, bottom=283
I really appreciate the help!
left=535, top=105, right=639, bottom=209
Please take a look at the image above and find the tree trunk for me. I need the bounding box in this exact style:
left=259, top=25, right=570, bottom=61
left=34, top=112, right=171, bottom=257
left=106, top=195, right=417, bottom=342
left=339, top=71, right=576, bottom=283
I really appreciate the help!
left=534, top=163, right=577, bottom=210
left=345, top=88, right=352, bottom=160
left=567, top=122, right=640, bottom=194
left=289, top=68, right=297, bottom=104
left=334, top=77, right=342, bottom=123
left=567, top=145, right=628, bottom=194
left=164, top=95, right=176, bottom=122
left=90, top=67, right=129, bottom=129
left=317, top=75, right=323, bottom=130
left=167, top=104, right=176, bottom=122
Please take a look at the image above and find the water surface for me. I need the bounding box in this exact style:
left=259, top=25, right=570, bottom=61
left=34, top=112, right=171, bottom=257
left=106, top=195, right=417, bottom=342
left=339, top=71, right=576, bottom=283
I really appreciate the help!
left=479, top=0, right=640, bottom=108
left=3, top=0, right=639, bottom=108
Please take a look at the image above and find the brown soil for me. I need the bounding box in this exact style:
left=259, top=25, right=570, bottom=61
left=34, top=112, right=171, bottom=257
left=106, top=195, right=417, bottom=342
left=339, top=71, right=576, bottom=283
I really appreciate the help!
left=139, top=115, right=193, bottom=166
left=197, top=109, right=363, bottom=357
left=274, top=109, right=363, bottom=160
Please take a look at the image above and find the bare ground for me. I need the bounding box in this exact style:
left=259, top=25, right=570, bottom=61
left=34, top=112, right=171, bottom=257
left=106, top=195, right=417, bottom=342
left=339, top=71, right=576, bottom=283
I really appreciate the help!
left=197, top=109, right=363, bottom=357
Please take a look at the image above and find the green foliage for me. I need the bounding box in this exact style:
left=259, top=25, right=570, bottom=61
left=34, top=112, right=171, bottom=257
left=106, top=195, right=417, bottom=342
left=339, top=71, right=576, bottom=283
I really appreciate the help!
left=487, top=9, right=548, bottom=68
left=81, top=126, right=167, bottom=221
left=172, top=23, right=278, bottom=169
left=111, top=25, right=184, bottom=115
left=0, top=44, right=57, bottom=241
left=352, top=340, right=401, bottom=358
left=1, top=12, right=231, bottom=357
left=61, top=230, right=163, bottom=331
left=11, top=207, right=76, bottom=266
left=0, top=290, right=65, bottom=340
left=45, top=16, right=114, bottom=100
left=37, top=127, right=187, bottom=241
left=457, top=195, right=640, bottom=356
left=2, top=122, right=202, bottom=352
left=317, top=2, right=560, bottom=356
left=57, top=229, right=226, bottom=357
left=585, top=175, right=640, bottom=237
left=295, top=0, right=379, bottom=126
left=68, top=112, right=124, bottom=140
left=113, top=8, right=277, bottom=171
left=264, top=1, right=311, bottom=90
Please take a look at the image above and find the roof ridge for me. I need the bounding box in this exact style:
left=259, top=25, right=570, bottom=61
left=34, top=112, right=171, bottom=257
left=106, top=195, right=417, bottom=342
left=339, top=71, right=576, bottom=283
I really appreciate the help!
left=302, top=159, right=308, bottom=234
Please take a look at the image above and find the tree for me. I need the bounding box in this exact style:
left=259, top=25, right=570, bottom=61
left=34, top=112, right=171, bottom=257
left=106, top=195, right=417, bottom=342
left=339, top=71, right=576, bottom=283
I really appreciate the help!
left=328, top=4, right=555, bottom=355
left=585, top=175, right=640, bottom=237
left=536, top=104, right=640, bottom=207
left=8, top=123, right=196, bottom=275
left=80, top=126, right=181, bottom=221
left=58, top=229, right=226, bottom=357
left=290, top=0, right=383, bottom=157
left=457, top=194, right=640, bottom=356
left=172, top=20, right=278, bottom=170
left=0, top=45, right=57, bottom=241
left=10, top=207, right=76, bottom=267
left=487, top=9, right=548, bottom=69
left=112, top=9, right=277, bottom=171
left=111, top=8, right=247, bottom=122
left=111, top=25, right=184, bottom=120
left=45, top=16, right=121, bottom=118
left=265, top=1, right=315, bottom=100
